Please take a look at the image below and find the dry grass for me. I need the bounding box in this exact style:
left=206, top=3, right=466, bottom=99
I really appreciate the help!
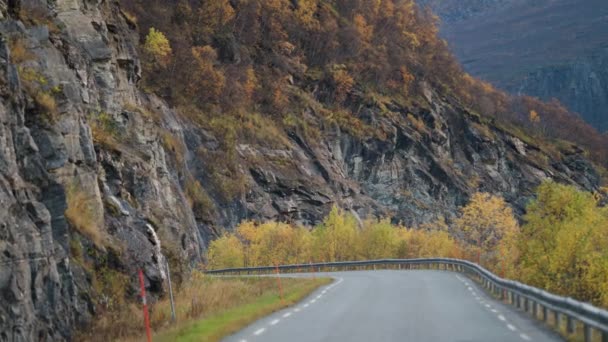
left=407, top=113, right=428, bottom=135
left=161, top=131, right=186, bottom=165
left=8, top=38, right=34, bottom=64
left=151, top=274, right=331, bottom=342
left=64, top=183, right=106, bottom=249
left=120, top=9, right=138, bottom=26
left=90, top=112, right=124, bottom=152
left=83, top=272, right=329, bottom=342
left=184, top=175, right=216, bottom=219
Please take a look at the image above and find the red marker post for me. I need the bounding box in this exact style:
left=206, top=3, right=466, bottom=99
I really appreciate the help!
left=138, top=269, right=152, bottom=342
left=275, top=264, right=284, bottom=304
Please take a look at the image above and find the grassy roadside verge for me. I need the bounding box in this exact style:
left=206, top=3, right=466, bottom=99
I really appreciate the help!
left=151, top=276, right=331, bottom=342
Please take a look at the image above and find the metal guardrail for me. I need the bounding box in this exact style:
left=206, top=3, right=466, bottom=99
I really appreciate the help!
left=206, top=258, right=608, bottom=342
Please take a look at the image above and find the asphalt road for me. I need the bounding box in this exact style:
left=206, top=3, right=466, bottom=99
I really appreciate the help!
left=223, top=270, right=563, bottom=342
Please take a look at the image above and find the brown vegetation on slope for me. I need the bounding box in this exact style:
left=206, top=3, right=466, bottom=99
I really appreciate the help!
left=119, top=0, right=608, bottom=175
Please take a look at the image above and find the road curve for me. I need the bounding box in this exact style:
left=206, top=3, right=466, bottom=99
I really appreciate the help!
left=223, top=270, right=563, bottom=342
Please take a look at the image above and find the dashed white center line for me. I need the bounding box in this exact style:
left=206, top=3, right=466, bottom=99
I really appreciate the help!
left=253, top=328, right=266, bottom=336
left=310, top=299, right=317, bottom=304
left=294, top=308, right=301, bottom=312
left=239, top=339, right=247, bottom=342
left=282, top=312, right=292, bottom=318
left=270, top=319, right=280, bottom=326
left=457, top=275, right=526, bottom=340
left=303, top=303, right=309, bottom=308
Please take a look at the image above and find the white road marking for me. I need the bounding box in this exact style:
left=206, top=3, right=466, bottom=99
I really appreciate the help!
left=253, top=328, right=266, bottom=336
left=316, top=295, right=322, bottom=300
left=270, top=319, right=280, bottom=326
left=239, top=340, right=247, bottom=342
left=491, top=309, right=498, bottom=313
left=498, top=315, right=506, bottom=321
left=485, top=304, right=491, bottom=308
left=507, top=324, right=517, bottom=331
left=520, top=333, right=531, bottom=341
left=283, top=312, right=292, bottom=318
left=303, top=303, right=309, bottom=308
left=294, top=308, right=301, bottom=312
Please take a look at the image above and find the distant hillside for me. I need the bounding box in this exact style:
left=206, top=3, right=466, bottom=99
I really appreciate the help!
left=420, top=0, right=608, bottom=131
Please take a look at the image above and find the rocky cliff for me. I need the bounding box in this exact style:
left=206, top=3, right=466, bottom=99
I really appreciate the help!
left=0, top=0, right=601, bottom=340
left=419, top=0, right=608, bottom=131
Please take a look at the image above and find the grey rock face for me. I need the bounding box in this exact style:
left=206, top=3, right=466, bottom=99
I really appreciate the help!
left=0, top=0, right=601, bottom=340
left=0, top=1, right=202, bottom=340
left=513, top=52, right=608, bottom=132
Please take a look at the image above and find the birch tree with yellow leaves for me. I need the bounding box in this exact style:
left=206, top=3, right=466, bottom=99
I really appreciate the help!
left=517, top=182, right=608, bottom=307
left=454, top=192, right=519, bottom=269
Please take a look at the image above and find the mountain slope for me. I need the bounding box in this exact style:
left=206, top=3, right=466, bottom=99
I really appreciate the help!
left=419, top=0, right=608, bottom=131
left=0, top=0, right=601, bottom=340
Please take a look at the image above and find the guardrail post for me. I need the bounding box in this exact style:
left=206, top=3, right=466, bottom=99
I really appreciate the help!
left=567, top=316, right=575, bottom=334
left=532, top=301, right=538, bottom=318
left=542, top=306, right=547, bottom=322
left=524, top=298, right=529, bottom=313
left=584, top=324, right=592, bottom=342
left=602, top=330, right=608, bottom=342
left=554, top=311, right=560, bottom=329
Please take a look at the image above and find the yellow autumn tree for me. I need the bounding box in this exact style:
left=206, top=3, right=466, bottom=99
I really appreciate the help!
left=236, top=221, right=312, bottom=266
left=395, top=228, right=461, bottom=259
left=189, top=46, right=225, bottom=105
left=144, top=28, right=172, bottom=66
left=243, top=66, right=258, bottom=101
left=294, top=0, right=320, bottom=29
left=207, top=234, right=245, bottom=269
left=312, top=206, right=359, bottom=262
left=454, top=192, right=519, bottom=267
left=357, top=219, right=397, bottom=259
left=195, top=0, right=235, bottom=42
left=331, top=68, right=354, bottom=103
left=529, top=110, right=540, bottom=123
left=353, top=14, right=373, bottom=43
left=517, top=182, right=608, bottom=306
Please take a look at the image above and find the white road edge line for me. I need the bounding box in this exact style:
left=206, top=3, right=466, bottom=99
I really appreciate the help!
left=270, top=319, right=280, bottom=326
left=283, top=312, right=292, bottom=318
left=253, top=328, right=265, bottom=336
